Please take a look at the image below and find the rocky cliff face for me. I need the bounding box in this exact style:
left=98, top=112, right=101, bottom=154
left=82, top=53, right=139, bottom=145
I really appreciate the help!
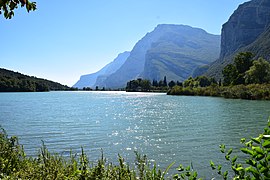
left=100, top=25, right=172, bottom=88
left=102, top=24, right=220, bottom=88
left=142, top=25, right=220, bottom=82
left=220, top=0, right=270, bottom=59
left=206, top=0, right=270, bottom=79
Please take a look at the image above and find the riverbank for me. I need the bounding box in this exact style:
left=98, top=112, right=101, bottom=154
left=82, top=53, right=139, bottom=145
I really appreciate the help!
left=167, top=84, right=270, bottom=100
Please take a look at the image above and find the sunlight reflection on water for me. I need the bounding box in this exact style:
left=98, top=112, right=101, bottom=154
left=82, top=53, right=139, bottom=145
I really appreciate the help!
left=0, top=91, right=270, bottom=178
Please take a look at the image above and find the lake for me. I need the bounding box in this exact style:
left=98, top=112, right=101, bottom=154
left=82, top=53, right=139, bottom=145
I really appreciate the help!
left=0, top=91, right=270, bottom=178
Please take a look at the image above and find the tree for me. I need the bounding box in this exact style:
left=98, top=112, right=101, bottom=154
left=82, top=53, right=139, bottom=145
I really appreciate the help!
left=168, top=80, right=176, bottom=88
left=183, top=77, right=194, bottom=88
left=196, top=76, right=215, bottom=87
left=245, top=58, right=270, bottom=84
left=234, top=52, right=254, bottom=74
left=152, top=79, right=158, bottom=87
left=0, top=0, right=36, bottom=19
left=223, top=64, right=238, bottom=86
left=126, top=78, right=151, bottom=92
left=163, top=76, right=167, bottom=87
left=158, top=80, right=164, bottom=87
left=176, top=81, right=182, bottom=86
left=222, top=52, right=254, bottom=86
left=140, top=80, right=151, bottom=91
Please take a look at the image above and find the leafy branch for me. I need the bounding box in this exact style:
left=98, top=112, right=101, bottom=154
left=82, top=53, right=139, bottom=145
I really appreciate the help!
left=0, top=0, right=36, bottom=19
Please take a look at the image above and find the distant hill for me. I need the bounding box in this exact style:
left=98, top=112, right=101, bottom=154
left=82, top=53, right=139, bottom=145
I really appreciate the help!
left=102, top=24, right=220, bottom=88
left=0, top=68, right=70, bottom=92
left=206, top=0, right=270, bottom=79
left=73, top=51, right=130, bottom=89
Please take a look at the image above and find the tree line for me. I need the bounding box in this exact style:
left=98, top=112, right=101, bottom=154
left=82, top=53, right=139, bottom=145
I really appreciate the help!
left=0, top=68, right=70, bottom=92
left=126, top=76, right=176, bottom=92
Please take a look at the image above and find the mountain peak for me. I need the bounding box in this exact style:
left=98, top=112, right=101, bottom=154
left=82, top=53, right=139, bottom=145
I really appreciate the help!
left=102, top=24, right=220, bottom=88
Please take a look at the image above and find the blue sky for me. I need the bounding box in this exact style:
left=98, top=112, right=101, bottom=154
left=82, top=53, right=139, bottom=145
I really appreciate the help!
left=0, top=0, right=249, bottom=86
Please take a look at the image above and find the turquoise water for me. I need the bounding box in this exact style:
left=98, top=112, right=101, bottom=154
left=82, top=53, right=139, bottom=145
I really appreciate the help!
left=0, top=91, right=270, bottom=178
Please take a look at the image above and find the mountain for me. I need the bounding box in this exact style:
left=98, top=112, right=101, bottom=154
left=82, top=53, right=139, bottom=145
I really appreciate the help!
left=206, top=0, right=270, bottom=79
left=102, top=24, right=220, bottom=88
left=100, top=26, right=171, bottom=89
left=73, top=51, right=130, bottom=88
left=141, top=25, right=220, bottom=82
left=0, top=68, right=70, bottom=92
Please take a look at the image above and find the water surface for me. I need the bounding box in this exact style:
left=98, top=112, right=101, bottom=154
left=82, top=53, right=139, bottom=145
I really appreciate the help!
left=0, top=91, right=269, bottom=178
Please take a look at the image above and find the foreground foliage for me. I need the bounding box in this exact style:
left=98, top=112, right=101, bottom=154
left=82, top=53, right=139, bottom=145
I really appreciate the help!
left=0, top=127, right=172, bottom=179
left=1, top=118, right=270, bottom=179
left=0, top=0, right=36, bottom=19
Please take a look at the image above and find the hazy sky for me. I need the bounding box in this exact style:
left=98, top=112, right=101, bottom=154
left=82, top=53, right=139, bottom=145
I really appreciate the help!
left=0, top=0, right=249, bottom=86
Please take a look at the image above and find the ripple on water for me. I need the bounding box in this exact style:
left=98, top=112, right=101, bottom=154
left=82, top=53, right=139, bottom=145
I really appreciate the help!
left=0, top=92, right=269, bottom=178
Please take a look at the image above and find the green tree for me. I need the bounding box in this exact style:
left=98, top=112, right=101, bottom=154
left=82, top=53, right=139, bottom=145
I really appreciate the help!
left=234, top=52, right=254, bottom=74
left=245, top=58, right=270, bottom=84
left=222, top=52, right=254, bottom=85
left=163, top=76, right=167, bottom=87
left=195, top=76, right=215, bottom=87
left=152, top=79, right=158, bottom=87
left=234, top=52, right=254, bottom=84
left=0, top=0, right=36, bottom=19
left=168, top=80, right=176, bottom=88
left=140, top=79, right=151, bottom=91
left=183, top=77, right=194, bottom=88
left=223, top=64, right=238, bottom=86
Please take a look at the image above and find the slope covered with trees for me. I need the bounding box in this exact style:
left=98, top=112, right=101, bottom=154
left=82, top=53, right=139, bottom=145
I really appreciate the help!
left=168, top=52, right=270, bottom=100
left=206, top=0, right=270, bottom=79
left=0, top=68, right=70, bottom=92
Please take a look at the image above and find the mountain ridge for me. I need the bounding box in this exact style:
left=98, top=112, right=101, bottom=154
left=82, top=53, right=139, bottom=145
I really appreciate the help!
left=101, top=24, right=220, bottom=88
left=73, top=51, right=130, bottom=88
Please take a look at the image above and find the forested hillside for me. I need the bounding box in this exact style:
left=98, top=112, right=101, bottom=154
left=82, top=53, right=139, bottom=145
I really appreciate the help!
left=0, top=68, right=70, bottom=92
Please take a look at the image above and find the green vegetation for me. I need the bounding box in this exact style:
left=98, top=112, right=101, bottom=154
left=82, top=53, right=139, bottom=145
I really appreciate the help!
left=0, top=127, right=172, bottom=179
left=168, top=84, right=270, bottom=100
left=208, top=120, right=270, bottom=180
left=0, top=0, right=36, bottom=19
left=0, top=68, right=70, bottom=92
left=168, top=52, right=270, bottom=100
left=1, top=118, right=270, bottom=179
left=222, top=52, right=270, bottom=86
left=126, top=77, right=170, bottom=92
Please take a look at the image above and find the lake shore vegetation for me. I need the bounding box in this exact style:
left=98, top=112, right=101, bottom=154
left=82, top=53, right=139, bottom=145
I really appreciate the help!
left=126, top=77, right=170, bottom=92
left=168, top=52, right=270, bottom=100
left=1, top=118, right=270, bottom=179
